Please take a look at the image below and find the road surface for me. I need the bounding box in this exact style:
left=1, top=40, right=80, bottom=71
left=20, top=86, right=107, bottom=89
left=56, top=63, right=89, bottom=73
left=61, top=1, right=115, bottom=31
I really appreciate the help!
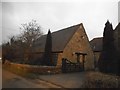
left=39, top=72, right=85, bottom=88
left=2, top=64, right=61, bottom=88
left=0, top=63, right=2, bottom=89
left=2, top=62, right=86, bottom=88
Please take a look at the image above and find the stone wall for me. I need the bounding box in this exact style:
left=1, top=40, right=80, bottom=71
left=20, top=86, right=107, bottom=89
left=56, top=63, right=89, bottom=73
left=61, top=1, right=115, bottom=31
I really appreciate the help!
left=4, top=60, right=62, bottom=75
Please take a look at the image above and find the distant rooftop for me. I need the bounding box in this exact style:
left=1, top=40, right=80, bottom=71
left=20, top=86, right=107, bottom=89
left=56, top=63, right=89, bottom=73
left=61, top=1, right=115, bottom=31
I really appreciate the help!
left=90, top=37, right=103, bottom=52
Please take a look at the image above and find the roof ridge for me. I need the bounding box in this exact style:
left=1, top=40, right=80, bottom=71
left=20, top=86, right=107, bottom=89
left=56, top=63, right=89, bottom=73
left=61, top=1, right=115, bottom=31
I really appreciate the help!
left=52, top=23, right=82, bottom=34
left=37, top=23, right=82, bottom=38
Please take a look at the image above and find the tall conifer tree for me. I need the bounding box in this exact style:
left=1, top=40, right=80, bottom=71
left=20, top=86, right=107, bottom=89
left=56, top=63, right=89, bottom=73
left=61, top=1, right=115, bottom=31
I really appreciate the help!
left=98, top=21, right=118, bottom=73
left=42, top=30, right=53, bottom=66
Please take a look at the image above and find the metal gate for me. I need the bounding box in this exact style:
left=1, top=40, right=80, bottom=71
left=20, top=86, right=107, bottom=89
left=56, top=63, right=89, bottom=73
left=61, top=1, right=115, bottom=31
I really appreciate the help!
left=62, top=58, right=83, bottom=73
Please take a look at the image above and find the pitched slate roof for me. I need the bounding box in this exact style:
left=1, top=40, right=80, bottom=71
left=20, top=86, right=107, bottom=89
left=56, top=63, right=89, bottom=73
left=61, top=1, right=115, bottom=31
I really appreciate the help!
left=114, top=23, right=120, bottom=31
left=33, top=23, right=82, bottom=52
left=90, top=37, right=103, bottom=52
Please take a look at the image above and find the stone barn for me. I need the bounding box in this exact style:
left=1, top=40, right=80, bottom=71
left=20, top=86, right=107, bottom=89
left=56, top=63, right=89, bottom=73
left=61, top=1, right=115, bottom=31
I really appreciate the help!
left=33, top=23, right=94, bottom=70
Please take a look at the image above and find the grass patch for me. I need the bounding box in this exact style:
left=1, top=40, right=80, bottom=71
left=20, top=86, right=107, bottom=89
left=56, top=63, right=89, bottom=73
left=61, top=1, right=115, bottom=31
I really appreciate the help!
left=81, top=71, right=120, bottom=88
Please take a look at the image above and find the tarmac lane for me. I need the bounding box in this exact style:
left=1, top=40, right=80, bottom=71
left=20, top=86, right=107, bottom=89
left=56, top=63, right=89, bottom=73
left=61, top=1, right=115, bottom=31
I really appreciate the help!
left=0, top=62, right=2, bottom=89
left=2, top=65, right=62, bottom=88
left=38, top=72, right=86, bottom=88
left=1, top=62, right=86, bottom=88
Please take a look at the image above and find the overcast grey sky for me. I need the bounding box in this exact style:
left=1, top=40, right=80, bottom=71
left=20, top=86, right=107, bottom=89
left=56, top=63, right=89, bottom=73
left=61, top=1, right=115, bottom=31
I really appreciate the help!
left=1, top=0, right=119, bottom=44
left=118, top=1, right=120, bottom=22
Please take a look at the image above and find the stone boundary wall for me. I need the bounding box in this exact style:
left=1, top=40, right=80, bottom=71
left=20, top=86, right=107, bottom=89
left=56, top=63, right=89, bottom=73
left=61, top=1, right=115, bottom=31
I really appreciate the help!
left=4, top=60, right=62, bottom=74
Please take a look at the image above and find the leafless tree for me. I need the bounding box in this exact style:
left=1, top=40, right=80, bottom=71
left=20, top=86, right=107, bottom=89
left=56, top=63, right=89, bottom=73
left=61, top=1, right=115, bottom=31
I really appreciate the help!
left=20, top=20, right=43, bottom=47
left=19, top=20, right=43, bottom=63
left=2, top=20, right=43, bottom=64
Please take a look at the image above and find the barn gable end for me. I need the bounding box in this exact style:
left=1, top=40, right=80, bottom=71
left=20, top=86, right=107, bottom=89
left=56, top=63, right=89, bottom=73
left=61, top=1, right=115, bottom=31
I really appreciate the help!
left=60, top=24, right=94, bottom=70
